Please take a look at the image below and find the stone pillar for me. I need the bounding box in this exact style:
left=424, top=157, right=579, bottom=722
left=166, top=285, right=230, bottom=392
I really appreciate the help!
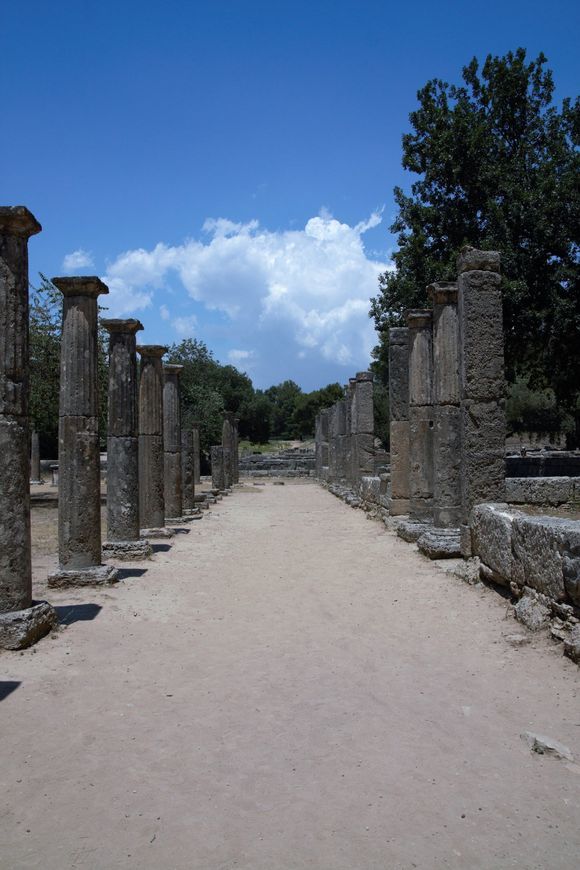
left=222, top=412, right=234, bottom=489
left=457, top=248, right=506, bottom=555
left=192, top=421, right=201, bottom=484
left=347, top=377, right=357, bottom=486
left=429, top=283, right=461, bottom=528
left=211, top=445, right=226, bottom=491
left=353, top=372, right=374, bottom=485
left=30, top=431, right=43, bottom=484
left=319, top=409, right=329, bottom=479
left=0, top=207, right=56, bottom=648
left=327, top=404, right=338, bottom=482
left=101, top=319, right=151, bottom=560
left=335, top=399, right=347, bottom=482
left=232, top=418, right=240, bottom=484
left=406, top=310, right=434, bottom=522
left=388, top=327, right=410, bottom=516
left=48, top=277, right=118, bottom=587
left=181, top=429, right=196, bottom=513
left=138, top=345, right=173, bottom=537
left=163, top=364, right=185, bottom=520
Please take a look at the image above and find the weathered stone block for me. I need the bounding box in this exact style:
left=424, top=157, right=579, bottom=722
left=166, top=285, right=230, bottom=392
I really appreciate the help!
left=389, top=420, right=409, bottom=500
left=409, top=405, right=433, bottom=500
left=433, top=404, right=461, bottom=527
left=48, top=564, right=119, bottom=588
left=505, top=476, right=576, bottom=506
left=0, top=418, right=31, bottom=610
left=0, top=601, right=57, bottom=650
left=460, top=400, right=506, bottom=515
left=471, top=503, right=519, bottom=585
left=417, top=528, right=461, bottom=559
left=511, top=516, right=572, bottom=602
left=58, top=415, right=102, bottom=569
left=458, top=271, right=504, bottom=403
left=102, top=540, right=152, bottom=560
left=388, top=328, right=409, bottom=422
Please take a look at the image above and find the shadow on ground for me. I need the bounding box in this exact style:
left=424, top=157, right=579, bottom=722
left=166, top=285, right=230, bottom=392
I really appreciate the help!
left=0, top=681, right=22, bottom=702
left=55, top=603, right=103, bottom=625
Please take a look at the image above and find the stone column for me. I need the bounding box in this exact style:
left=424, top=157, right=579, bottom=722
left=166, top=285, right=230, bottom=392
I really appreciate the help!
left=406, top=310, right=434, bottom=523
left=429, top=283, right=461, bottom=528
left=138, top=345, right=173, bottom=537
left=192, top=421, right=201, bottom=485
left=327, top=404, right=338, bottom=483
left=211, top=445, right=226, bottom=491
left=335, top=399, right=347, bottom=483
left=30, top=431, right=43, bottom=484
left=0, top=207, right=56, bottom=648
left=48, top=277, right=118, bottom=587
left=388, top=327, right=410, bottom=516
left=163, top=364, right=185, bottom=520
left=347, top=377, right=357, bottom=486
left=353, top=372, right=374, bottom=485
left=457, top=248, right=506, bottom=555
left=319, top=408, right=329, bottom=479
left=181, top=429, right=197, bottom=514
left=101, top=319, right=151, bottom=560
left=222, top=413, right=234, bottom=489
left=232, top=418, right=240, bottom=484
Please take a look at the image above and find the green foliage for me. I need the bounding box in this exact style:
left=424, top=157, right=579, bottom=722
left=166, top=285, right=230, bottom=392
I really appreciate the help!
left=264, top=380, right=303, bottom=438
left=291, top=383, right=344, bottom=439
left=241, top=392, right=273, bottom=443
left=373, top=382, right=390, bottom=448
left=370, top=49, right=580, bottom=434
left=29, top=275, right=61, bottom=455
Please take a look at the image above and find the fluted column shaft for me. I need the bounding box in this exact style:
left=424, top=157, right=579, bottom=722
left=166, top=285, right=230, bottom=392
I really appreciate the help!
left=138, top=345, right=167, bottom=528
left=211, top=445, right=226, bottom=490
left=407, top=310, right=434, bottom=521
left=181, top=430, right=195, bottom=511
left=353, top=371, right=374, bottom=484
left=163, top=364, right=184, bottom=518
left=388, top=327, right=410, bottom=515
left=52, top=276, right=108, bottom=569
left=192, top=421, right=201, bottom=484
left=0, top=207, right=41, bottom=611
left=102, top=319, right=143, bottom=540
left=222, top=412, right=235, bottom=488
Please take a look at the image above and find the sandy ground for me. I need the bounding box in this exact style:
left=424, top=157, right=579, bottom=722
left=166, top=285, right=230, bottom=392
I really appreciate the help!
left=1, top=481, right=579, bottom=870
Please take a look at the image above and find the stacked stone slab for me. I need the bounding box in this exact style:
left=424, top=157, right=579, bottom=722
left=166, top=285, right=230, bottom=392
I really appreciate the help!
left=406, top=311, right=434, bottom=523
left=0, top=206, right=57, bottom=648
left=138, top=345, right=173, bottom=537
left=457, top=247, right=505, bottom=555
left=211, top=445, right=226, bottom=491
left=101, top=319, right=151, bottom=561
left=388, top=327, right=410, bottom=516
left=352, top=372, right=374, bottom=484
left=163, top=364, right=185, bottom=521
left=48, top=277, right=118, bottom=587
left=192, top=421, right=201, bottom=484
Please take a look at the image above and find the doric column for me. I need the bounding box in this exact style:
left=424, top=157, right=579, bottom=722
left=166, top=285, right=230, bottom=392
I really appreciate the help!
left=138, top=345, right=173, bottom=537
left=406, top=310, right=434, bottom=522
left=457, top=248, right=506, bottom=554
left=388, top=327, right=410, bottom=516
left=211, top=445, right=226, bottom=491
left=429, top=283, right=461, bottom=528
left=163, top=364, right=184, bottom=520
left=315, top=413, right=322, bottom=477
left=353, top=371, right=374, bottom=484
left=327, top=404, right=338, bottom=482
left=192, top=421, right=201, bottom=484
left=222, top=412, right=234, bottom=489
left=335, top=399, right=347, bottom=482
left=347, top=377, right=357, bottom=485
left=101, top=319, right=151, bottom=560
left=319, top=408, right=329, bottom=479
left=48, top=277, right=118, bottom=587
left=181, top=429, right=196, bottom=513
left=30, top=431, right=43, bottom=484
left=0, top=207, right=56, bottom=648
left=232, top=417, right=240, bottom=484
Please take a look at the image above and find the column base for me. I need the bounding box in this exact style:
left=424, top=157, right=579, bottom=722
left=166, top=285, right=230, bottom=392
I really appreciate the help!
left=140, top=527, right=176, bottom=539
left=417, top=528, right=461, bottom=559
left=0, top=601, right=58, bottom=650
left=395, top=517, right=433, bottom=543
left=166, top=515, right=200, bottom=524
left=388, top=497, right=410, bottom=516
left=102, top=540, right=153, bottom=560
left=29, top=479, right=44, bottom=485
left=48, top=565, right=119, bottom=588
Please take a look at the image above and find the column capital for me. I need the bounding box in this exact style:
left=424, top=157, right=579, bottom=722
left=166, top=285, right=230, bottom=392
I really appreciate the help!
left=163, top=364, right=184, bottom=377
left=405, top=309, right=432, bottom=329
left=389, top=326, right=409, bottom=345
left=137, top=344, right=168, bottom=359
left=457, top=246, right=500, bottom=274
left=428, top=282, right=457, bottom=305
left=52, top=276, right=109, bottom=298
left=101, top=318, right=144, bottom=335
left=0, top=205, right=41, bottom=237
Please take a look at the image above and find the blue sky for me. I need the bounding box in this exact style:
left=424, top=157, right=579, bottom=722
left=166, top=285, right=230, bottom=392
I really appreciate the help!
left=2, top=0, right=578, bottom=389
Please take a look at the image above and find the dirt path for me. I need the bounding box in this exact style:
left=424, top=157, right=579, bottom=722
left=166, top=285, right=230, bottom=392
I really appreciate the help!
left=2, top=482, right=579, bottom=869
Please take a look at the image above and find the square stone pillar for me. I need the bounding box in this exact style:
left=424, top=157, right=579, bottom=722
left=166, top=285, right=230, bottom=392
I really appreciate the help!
left=222, top=412, right=235, bottom=489
left=211, top=445, right=226, bottom=491
left=233, top=417, right=240, bottom=484
left=388, top=327, right=410, bottom=515
left=181, top=429, right=196, bottom=513
left=163, top=364, right=185, bottom=521
left=429, top=283, right=461, bottom=528
left=335, top=398, right=347, bottom=482
left=48, top=277, right=118, bottom=587
left=101, top=319, right=151, bottom=561
left=353, top=371, right=374, bottom=486
left=0, top=207, right=57, bottom=648
left=406, top=310, right=434, bottom=521
left=327, top=404, right=338, bottom=482
left=319, top=408, right=329, bottom=478
left=457, top=248, right=506, bottom=554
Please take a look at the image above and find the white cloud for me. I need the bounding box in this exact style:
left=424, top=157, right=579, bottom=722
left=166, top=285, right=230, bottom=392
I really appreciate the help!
left=172, top=315, right=198, bottom=337
left=102, top=210, right=389, bottom=381
left=62, top=249, right=94, bottom=271
left=228, top=348, right=256, bottom=368
left=159, top=305, right=170, bottom=320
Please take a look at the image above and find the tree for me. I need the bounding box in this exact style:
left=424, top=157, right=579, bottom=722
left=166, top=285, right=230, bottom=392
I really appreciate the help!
left=291, top=383, right=344, bottom=439
left=265, top=380, right=303, bottom=437
left=370, top=49, right=579, bottom=440
left=29, top=275, right=61, bottom=456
